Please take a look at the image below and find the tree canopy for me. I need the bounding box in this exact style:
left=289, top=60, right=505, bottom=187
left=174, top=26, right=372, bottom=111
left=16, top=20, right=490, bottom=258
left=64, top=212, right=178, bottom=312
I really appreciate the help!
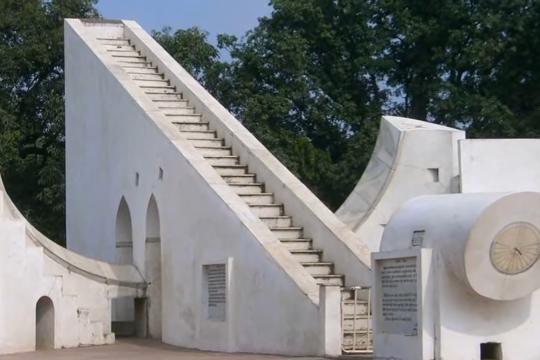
left=1, top=0, right=539, bottom=244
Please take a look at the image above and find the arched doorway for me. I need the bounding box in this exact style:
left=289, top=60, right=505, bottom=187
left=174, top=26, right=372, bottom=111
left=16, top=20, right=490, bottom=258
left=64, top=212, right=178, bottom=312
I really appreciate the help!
left=145, top=195, right=162, bottom=339
left=36, top=296, right=54, bottom=350
left=112, top=197, right=135, bottom=336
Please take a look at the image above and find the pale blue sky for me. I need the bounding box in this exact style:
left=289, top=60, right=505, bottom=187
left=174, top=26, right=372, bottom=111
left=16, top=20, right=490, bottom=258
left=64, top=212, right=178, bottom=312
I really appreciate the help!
left=96, top=0, right=272, bottom=43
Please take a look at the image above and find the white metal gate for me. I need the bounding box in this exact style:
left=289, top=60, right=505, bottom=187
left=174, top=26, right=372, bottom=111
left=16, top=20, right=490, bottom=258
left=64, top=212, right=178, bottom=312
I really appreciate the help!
left=341, top=286, right=372, bottom=354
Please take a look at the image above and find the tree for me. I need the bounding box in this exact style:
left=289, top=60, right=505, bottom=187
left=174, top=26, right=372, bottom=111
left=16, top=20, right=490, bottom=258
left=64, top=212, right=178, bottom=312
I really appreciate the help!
left=0, top=0, right=98, bottom=245
left=206, top=0, right=386, bottom=209
left=152, top=26, right=220, bottom=86
left=374, top=0, right=540, bottom=138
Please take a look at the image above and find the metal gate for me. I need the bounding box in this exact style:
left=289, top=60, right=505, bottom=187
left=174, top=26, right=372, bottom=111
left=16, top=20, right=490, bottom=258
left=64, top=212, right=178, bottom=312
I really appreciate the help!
left=341, top=286, right=372, bottom=354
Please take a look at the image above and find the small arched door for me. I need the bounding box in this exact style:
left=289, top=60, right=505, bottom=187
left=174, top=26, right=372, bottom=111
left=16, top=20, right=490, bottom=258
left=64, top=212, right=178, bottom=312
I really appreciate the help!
left=36, top=296, right=54, bottom=349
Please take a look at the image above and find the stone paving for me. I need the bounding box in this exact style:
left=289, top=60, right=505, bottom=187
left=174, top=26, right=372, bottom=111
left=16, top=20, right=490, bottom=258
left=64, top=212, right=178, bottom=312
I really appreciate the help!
left=0, top=339, right=337, bottom=360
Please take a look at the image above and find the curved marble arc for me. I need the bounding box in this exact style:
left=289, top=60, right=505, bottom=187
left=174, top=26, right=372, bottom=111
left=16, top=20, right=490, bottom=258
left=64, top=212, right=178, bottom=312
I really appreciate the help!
left=336, top=116, right=465, bottom=252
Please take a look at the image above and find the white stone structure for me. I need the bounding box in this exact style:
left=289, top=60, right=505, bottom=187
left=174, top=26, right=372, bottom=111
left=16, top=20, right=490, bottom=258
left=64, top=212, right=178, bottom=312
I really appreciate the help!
left=3, top=15, right=540, bottom=359
left=374, top=192, right=540, bottom=360
left=64, top=19, right=372, bottom=356
left=337, top=116, right=464, bottom=252
left=0, top=176, right=145, bottom=355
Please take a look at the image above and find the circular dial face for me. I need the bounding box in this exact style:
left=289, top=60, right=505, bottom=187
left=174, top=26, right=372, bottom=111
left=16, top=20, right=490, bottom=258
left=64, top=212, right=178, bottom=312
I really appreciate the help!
left=490, top=222, right=540, bottom=275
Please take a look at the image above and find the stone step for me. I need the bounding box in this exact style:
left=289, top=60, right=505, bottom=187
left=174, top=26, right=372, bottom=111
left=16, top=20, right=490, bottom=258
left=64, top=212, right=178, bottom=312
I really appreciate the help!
left=228, top=182, right=264, bottom=194
left=129, top=73, right=163, bottom=81
left=280, top=239, right=312, bottom=250
left=166, top=114, right=203, bottom=123
left=301, top=261, right=333, bottom=274
left=146, top=92, right=183, bottom=100
left=156, top=101, right=191, bottom=108
left=221, top=173, right=256, bottom=184
left=175, top=121, right=210, bottom=131
left=116, top=57, right=149, bottom=64
left=109, top=50, right=140, bottom=56
left=342, top=301, right=369, bottom=316
left=121, top=62, right=156, bottom=69
left=189, top=137, right=224, bottom=148
left=104, top=44, right=134, bottom=51
left=270, top=226, right=303, bottom=239
left=259, top=215, right=292, bottom=227
left=212, top=164, right=247, bottom=176
left=97, top=38, right=129, bottom=46
left=134, top=79, right=170, bottom=87
left=289, top=249, right=322, bottom=262
left=249, top=204, right=283, bottom=217
left=125, top=67, right=159, bottom=74
left=238, top=193, right=274, bottom=205
left=141, top=86, right=177, bottom=94
left=162, top=107, right=196, bottom=116
left=112, top=54, right=146, bottom=60
left=204, top=155, right=240, bottom=166
left=182, top=130, right=217, bottom=140
left=196, top=146, right=233, bottom=157
left=314, top=274, right=344, bottom=286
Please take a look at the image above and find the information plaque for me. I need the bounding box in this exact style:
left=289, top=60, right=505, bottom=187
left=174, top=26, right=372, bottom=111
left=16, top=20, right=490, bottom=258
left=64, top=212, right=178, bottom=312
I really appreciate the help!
left=377, top=256, right=418, bottom=336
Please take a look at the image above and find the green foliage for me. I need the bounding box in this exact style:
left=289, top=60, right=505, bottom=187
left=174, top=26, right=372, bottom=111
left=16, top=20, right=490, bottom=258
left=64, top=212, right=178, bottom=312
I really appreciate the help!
left=152, top=26, right=219, bottom=85
left=3, top=0, right=540, bottom=245
left=204, top=0, right=384, bottom=209
left=374, top=0, right=540, bottom=138
left=0, top=0, right=98, bottom=245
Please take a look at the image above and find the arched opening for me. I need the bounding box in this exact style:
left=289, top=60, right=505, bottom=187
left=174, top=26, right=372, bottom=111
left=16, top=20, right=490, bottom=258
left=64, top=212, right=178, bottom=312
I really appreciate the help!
left=36, top=296, right=54, bottom=350
left=145, top=195, right=162, bottom=339
left=112, top=197, right=135, bottom=336
left=115, top=197, right=133, bottom=265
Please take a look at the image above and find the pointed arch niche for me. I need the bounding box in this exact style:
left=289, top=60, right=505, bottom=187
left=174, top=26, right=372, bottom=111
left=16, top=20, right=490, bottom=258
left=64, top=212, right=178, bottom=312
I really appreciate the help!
left=112, top=197, right=135, bottom=334
left=145, top=195, right=162, bottom=339
left=115, top=197, right=133, bottom=265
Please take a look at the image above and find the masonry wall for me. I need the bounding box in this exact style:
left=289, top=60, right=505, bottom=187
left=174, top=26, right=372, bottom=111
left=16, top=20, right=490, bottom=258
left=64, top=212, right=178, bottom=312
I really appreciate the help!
left=65, top=21, right=323, bottom=355
left=0, top=215, right=115, bottom=354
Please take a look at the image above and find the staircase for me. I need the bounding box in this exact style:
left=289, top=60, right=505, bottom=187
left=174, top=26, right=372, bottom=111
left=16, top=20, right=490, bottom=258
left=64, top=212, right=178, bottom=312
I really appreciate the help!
left=98, top=36, right=346, bottom=288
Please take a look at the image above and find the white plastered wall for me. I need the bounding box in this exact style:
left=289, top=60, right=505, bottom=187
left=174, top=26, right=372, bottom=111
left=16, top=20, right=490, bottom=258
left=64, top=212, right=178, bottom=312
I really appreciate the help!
left=0, top=183, right=145, bottom=354
left=64, top=19, right=333, bottom=356
left=460, top=138, right=540, bottom=193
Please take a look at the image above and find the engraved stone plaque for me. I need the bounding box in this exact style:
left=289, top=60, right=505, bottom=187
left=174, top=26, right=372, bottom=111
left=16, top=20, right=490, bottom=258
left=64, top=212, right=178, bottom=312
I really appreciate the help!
left=377, top=256, right=418, bottom=336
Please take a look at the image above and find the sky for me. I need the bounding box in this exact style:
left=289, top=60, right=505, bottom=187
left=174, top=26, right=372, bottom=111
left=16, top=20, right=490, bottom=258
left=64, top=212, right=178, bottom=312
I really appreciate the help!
left=96, top=0, right=273, bottom=43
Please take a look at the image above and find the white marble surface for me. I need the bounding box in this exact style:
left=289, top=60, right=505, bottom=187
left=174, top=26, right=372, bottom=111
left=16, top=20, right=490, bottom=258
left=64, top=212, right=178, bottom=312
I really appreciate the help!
left=337, top=116, right=464, bottom=252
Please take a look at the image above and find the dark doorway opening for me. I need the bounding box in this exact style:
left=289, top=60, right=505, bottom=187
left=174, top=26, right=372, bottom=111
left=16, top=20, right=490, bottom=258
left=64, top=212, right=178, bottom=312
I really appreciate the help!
left=481, top=342, right=502, bottom=360
left=111, top=297, right=148, bottom=338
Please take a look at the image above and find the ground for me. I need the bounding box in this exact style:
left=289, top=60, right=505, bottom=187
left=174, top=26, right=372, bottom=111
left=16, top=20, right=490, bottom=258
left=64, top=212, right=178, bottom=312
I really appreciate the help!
left=0, top=339, right=337, bottom=360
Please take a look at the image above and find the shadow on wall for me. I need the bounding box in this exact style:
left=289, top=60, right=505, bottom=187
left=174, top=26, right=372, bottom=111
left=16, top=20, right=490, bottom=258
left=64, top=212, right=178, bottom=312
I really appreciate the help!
left=36, top=296, right=54, bottom=350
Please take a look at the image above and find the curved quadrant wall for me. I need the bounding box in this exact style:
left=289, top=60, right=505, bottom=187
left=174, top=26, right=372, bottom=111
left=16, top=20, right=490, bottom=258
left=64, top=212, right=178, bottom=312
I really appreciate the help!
left=337, top=116, right=464, bottom=252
